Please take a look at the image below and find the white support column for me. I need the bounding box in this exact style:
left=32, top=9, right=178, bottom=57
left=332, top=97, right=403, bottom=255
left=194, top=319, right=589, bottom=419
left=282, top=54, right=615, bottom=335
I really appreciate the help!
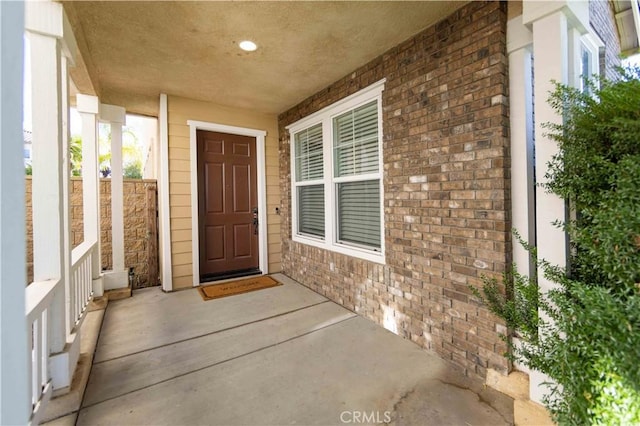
left=524, top=1, right=576, bottom=405
left=77, top=94, right=103, bottom=297
left=507, top=15, right=536, bottom=375
left=158, top=94, right=173, bottom=291
left=100, top=104, right=128, bottom=290
left=110, top=117, right=124, bottom=272
left=531, top=11, right=569, bottom=293
left=0, top=1, right=30, bottom=424
left=61, top=52, right=73, bottom=339
left=26, top=2, right=67, bottom=360
left=522, top=0, right=593, bottom=405
left=507, top=15, right=535, bottom=280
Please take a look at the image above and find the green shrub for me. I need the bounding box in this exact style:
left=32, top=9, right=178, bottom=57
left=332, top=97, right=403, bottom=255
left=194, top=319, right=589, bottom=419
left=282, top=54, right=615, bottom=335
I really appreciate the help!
left=70, top=136, right=82, bottom=176
left=472, top=68, right=640, bottom=424
left=123, top=161, right=142, bottom=179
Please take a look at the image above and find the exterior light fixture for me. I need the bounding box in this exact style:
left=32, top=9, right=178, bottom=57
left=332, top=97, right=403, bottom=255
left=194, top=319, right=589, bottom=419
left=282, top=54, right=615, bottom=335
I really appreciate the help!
left=239, top=40, right=257, bottom=52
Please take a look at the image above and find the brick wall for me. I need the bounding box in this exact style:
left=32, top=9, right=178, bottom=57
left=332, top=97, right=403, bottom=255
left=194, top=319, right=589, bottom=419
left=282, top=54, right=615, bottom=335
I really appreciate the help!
left=27, top=177, right=159, bottom=288
left=278, top=1, right=511, bottom=378
left=589, top=0, right=622, bottom=79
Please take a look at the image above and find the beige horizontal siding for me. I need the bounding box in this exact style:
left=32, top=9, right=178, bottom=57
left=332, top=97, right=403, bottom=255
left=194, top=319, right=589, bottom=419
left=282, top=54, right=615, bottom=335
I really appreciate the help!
left=169, top=183, right=191, bottom=194
left=172, top=263, right=192, bottom=278
left=266, top=193, right=281, bottom=206
left=172, top=251, right=193, bottom=266
left=167, top=95, right=281, bottom=289
left=172, top=276, right=192, bottom=288
left=169, top=206, right=191, bottom=218
left=267, top=223, right=281, bottom=235
left=169, top=171, right=191, bottom=184
left=171, top=241, right=191, bottom=253
left=171, top=217, right=191, bottom=230
left=168, top=124, right=190, bottom=138
left=169, top=159, right=190, bottom=172
left=168, top=136, right=190, bottom=150
left=168, top=147, right=190, bottom=161
left=169, top=194, right=190, bottom=207
left=170, top=229, right=191, bottom=242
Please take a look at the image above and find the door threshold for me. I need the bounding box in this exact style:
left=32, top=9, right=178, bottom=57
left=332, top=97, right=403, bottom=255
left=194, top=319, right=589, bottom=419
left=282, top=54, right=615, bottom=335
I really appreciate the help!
left=199, top=269, right=262, bottom=285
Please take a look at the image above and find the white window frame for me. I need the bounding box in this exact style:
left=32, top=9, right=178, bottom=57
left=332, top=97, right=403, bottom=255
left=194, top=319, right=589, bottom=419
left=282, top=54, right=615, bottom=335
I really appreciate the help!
left=287, top=79, right=386, bottom=264
left=569, top=28, right=603, bottom=93
left=292, top=122, right=325, bottom=240
left=580, top=35, right=601, bottom=92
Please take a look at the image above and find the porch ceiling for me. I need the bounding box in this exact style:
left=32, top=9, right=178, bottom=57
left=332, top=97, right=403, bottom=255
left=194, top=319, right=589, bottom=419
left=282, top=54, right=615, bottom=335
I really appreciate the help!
left=62, top=1, right=463, bottom=116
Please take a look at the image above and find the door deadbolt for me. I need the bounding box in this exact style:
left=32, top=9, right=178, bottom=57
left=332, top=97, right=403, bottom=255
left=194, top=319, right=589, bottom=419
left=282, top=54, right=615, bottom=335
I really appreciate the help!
left=252, top=207, right=258, bottom=234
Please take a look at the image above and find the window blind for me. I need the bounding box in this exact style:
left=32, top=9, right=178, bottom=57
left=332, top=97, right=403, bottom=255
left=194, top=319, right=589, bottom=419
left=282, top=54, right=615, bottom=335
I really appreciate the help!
left=337, top=180, right=380, bottom=249
left=295, top=123, right=323, bottom=181
left=333, top=100, right=379, bottom=177
left=298, top=185, right=325, bottom=237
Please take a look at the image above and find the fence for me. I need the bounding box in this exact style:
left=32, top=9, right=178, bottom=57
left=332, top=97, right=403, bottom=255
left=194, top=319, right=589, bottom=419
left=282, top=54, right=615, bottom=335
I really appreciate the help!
left=26, top=177, right=159, bottom=288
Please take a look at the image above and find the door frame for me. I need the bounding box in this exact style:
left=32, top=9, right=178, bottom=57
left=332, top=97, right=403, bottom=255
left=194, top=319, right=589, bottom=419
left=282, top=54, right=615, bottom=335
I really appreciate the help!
left=188, top=120, right=268, bottom=286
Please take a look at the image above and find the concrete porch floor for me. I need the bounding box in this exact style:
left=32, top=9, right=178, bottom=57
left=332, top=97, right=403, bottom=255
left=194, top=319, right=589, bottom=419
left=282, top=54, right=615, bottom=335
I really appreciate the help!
left=56, top=273, right=513, bottom=425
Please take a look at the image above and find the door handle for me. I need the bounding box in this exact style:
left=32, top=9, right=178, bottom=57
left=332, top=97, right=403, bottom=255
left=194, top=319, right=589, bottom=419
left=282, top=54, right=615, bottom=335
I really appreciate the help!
left=252, top=207, right=258, bottom=235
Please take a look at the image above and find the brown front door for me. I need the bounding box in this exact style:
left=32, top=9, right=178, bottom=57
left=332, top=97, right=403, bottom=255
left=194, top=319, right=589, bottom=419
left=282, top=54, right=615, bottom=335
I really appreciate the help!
left=197, top=130, right=259, bottom=281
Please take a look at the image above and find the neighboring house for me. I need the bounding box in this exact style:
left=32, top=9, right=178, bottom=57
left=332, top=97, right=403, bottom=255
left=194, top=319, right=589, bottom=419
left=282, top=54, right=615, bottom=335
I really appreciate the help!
left=0, top=0, right=637, bottom=424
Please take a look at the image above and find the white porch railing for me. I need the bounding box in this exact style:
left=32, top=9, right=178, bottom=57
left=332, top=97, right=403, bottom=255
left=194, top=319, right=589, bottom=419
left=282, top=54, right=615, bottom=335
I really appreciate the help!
left=25, top=241, right=97, bottom=424
left=25, top=279, right=60, bottom=425
left=70, top=240, right=96, bottom=331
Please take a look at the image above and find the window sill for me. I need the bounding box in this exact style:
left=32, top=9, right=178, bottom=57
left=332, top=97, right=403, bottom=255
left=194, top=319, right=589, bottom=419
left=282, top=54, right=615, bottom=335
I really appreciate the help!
left=292, top=234, right=385, bottom=264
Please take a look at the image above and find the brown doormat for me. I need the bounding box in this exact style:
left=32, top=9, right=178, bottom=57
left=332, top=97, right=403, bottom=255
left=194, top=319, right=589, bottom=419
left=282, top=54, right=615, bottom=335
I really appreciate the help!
left=197, top=275, right=282, bottom=301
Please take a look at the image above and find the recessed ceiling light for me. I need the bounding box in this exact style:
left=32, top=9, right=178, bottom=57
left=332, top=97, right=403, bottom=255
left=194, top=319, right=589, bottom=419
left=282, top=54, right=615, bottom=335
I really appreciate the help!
left=239, top=40, right=257, bottom=52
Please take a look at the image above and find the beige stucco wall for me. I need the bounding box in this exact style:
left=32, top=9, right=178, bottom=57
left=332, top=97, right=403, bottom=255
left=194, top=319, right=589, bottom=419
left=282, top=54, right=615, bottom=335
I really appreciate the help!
left=167, top=95, right=281, bottom=289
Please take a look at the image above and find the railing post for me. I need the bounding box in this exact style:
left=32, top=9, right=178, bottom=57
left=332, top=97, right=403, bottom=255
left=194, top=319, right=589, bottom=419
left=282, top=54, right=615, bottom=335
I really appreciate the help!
left=77, top=94, right=103, bottom=297
left=99, top=104, right=128, bottom=290
left=0, top=1, right=30, bottom=424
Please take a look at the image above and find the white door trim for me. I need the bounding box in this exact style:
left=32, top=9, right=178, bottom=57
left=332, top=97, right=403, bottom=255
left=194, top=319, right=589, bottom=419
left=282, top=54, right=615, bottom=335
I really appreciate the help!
left=187, top=120, right=268, bottom=286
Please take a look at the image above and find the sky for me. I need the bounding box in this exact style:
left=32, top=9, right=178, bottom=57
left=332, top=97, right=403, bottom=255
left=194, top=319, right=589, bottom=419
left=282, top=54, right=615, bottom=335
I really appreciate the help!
left=624, top=52, right=640, bottom=67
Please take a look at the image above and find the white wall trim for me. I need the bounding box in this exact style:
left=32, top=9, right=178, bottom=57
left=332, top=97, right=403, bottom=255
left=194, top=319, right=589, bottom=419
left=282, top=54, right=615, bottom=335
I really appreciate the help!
left=286, top=78, right=386, bottom=132
left=158, top=94, right=173, bottom=291
left=187, top=120, right=268, bottom=287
